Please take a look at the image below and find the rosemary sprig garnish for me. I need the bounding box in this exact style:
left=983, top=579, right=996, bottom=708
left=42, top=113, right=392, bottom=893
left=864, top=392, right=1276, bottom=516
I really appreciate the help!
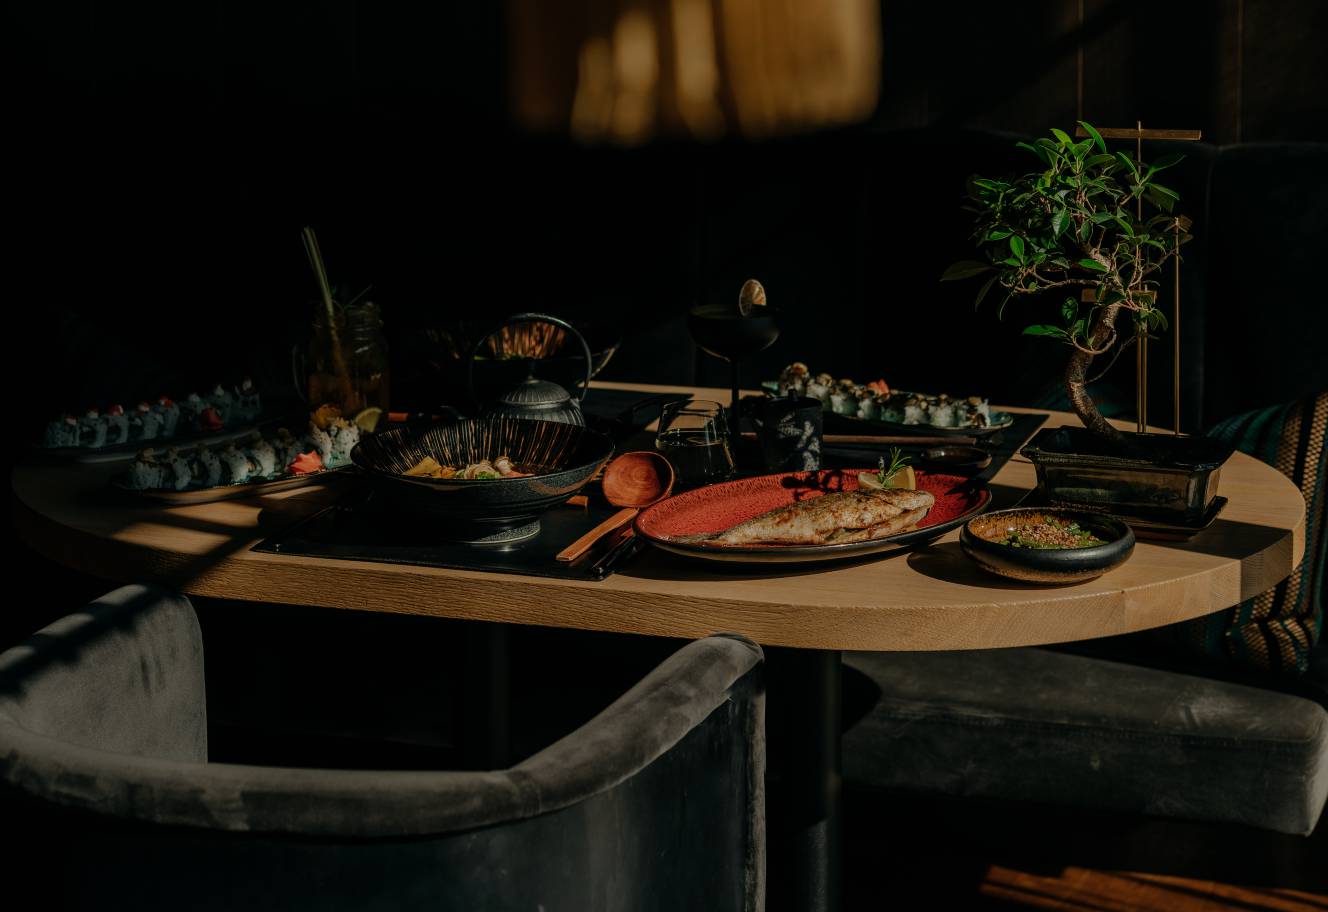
left=878, top=447, right=909, bottom=484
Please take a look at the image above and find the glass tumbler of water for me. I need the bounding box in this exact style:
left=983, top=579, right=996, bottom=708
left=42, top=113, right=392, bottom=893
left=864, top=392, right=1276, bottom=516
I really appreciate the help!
left=655, top=399, right=735, bottom=487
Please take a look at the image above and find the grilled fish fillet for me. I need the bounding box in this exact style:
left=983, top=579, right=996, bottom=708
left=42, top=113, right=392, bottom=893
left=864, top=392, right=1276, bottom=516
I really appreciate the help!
left=688, top=488, right=935, bottom=546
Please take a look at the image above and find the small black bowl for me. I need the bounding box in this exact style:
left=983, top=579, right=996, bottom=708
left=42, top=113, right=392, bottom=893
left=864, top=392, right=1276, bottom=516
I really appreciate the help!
left=351, top=417, right=614, bottom=544
left=920, top=445, right=991, bottom=474
left=959, top=507, right=1134, bottom=584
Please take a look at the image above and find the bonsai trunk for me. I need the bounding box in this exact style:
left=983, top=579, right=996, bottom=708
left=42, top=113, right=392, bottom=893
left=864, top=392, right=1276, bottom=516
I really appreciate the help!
left=1064, top=301, right=1128, bottom=447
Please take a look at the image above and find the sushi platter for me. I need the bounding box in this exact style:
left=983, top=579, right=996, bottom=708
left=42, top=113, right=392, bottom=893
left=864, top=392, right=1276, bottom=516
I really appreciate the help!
left=109, top=404, right=370, bottom=505
left=763, top=363, right=1014, bottom=438
left=35, top=379, right=272, bottom=463
left=111, top=465, right=350, bottom=505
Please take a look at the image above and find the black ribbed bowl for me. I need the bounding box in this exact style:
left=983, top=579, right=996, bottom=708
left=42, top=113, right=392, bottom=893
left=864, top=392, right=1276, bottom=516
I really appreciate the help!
left=351, top=417, right=614, bottom=543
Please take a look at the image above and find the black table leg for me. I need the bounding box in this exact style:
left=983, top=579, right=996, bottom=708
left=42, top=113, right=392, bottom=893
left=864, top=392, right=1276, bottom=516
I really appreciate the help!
left=766, top=647, right=843, bottom=912
left=460, top=622, right=510, bottom=769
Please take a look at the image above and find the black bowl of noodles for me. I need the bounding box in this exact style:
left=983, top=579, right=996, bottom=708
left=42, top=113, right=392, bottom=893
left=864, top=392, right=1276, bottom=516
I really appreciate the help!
left=350, top=416, right=614, bottom=544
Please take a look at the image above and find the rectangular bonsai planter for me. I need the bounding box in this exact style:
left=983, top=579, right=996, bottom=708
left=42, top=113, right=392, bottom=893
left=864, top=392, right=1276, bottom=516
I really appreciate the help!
left=1020, top=426, right=1236, bottom=525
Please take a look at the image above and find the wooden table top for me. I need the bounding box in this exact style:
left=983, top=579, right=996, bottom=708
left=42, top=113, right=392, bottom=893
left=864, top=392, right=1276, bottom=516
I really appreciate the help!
left=12, top=383, right=1306, bottom=651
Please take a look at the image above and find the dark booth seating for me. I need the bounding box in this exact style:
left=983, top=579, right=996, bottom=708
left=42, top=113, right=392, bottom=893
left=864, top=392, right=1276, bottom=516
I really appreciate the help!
left=0, top=585, right=766, bottom=912
left=843, top=647, right=1328, bottom=836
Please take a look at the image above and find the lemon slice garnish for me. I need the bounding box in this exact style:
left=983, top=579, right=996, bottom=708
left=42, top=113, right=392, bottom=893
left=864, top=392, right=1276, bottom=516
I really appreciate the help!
left=857, top=465, right=916, bottom=491
left=353, top=406, right=383, bottom=433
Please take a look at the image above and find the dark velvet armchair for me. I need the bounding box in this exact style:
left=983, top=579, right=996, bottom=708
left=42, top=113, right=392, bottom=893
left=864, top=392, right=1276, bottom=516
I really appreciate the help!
left=0, top=585, right=766, bottom=911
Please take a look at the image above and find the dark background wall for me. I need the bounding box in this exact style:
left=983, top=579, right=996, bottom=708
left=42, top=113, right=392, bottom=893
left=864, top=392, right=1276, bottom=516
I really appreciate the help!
left=5, top=0, right=1326, bottom=441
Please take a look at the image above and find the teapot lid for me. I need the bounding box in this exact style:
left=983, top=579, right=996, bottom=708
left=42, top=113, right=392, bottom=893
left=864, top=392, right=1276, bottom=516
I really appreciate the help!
left=498, top=374, right=575, bottom=410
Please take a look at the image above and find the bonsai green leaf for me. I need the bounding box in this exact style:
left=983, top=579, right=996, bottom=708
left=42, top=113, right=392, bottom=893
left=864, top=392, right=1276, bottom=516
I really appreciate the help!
left=1077, top=219, right=1093, bottom=243
left=1114, top=151, right=1139, bottom=177
left=1061, top=296, right=1078, bottom=323
left=1009, top=235, right=1026, bottom=261
left=1051, top=209, right=1069, bottom=237
left=1078, top=257, right=1109, bottom=272
left=1017, top=141, right=1049, bottom=165
left=973, top=273, right=1000, bottom=310
left=940, top=260, right=994, bottom=281
left=1022, top=324, right=1068, bottom=338
left=985, top=229, right=1012, bottom=241
left=1144, top=185, right=1178, bottom=212
left=1050, top=127, right=1073, bottom=147
left=1146, top=152, right=1185, bottom=176
left=1078, top=121, right=1107, bottom=153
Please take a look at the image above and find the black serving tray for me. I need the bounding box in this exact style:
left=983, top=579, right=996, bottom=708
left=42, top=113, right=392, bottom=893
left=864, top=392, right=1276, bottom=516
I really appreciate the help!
left=253, top=493, right=643, bottom=581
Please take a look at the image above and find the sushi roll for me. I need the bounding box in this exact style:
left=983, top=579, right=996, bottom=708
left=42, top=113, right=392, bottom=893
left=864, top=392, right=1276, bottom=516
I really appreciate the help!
left=964, top=395, right=990, bottom=428
left=128, top=449, right=164, bottom=490
left=79, top=409, right=107, bottom=449
left=235, top=378, right=262, bottom=422
left=903, top=396, right=927, bottom=425
left=246, top=432, right=278, bottom=477
left=162, top=447, right=192, bottom=491
left=154, top=396, right=181, bottom=437
left=876, top=395, right=900, bottom=423
left=856, top=390, right=880, bottom=421
left=829, top=388, right=857, bottom=416
left=181, top=393, right=207, bottom=428
left=326, top=418, right=360, bottom=468
left=218, top=443, right=253, bottom=484
left=44, top=414, right=81, bottom=448
left=208, top=383, right=235, bottom=422
left=807, top=373, right=834, bottom=406
left=778, top=363, right=810, bottom=397
left=192, top=444, right=222, bottom=487
left=273, top=428, right=303, bottom=470
left=105, top=405, right=130, bottom=444
left=306, top=421, right=333, bottom=464
left=930, top=394, right=956, bottom=428
left=134, top=402, right=163, bottom=440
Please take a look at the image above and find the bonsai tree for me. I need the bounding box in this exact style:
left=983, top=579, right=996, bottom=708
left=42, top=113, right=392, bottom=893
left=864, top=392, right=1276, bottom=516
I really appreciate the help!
left=942, top=122, right=1192, bottom=445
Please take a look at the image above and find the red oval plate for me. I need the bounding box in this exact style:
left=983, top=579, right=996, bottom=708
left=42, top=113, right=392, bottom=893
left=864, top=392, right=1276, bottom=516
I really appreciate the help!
left=634, top=469, right=991, bottom=563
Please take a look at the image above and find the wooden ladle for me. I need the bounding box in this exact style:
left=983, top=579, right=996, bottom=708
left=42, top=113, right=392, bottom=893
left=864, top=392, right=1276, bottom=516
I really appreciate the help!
left=556, top=451, right=675, bottom=562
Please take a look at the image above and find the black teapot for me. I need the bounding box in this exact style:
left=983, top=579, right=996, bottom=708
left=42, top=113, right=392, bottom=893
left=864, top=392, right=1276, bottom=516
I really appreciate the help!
left=466, top=313, right=593, bottom=427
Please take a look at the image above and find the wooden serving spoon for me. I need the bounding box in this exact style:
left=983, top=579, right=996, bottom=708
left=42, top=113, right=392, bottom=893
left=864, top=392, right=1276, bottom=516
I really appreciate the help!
left=556, top=451, right=675, bottom=562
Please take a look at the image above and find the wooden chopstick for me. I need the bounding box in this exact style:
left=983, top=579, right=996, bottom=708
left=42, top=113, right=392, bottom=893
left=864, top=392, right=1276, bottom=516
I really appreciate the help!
left=556, top=507, right=637, bottom=562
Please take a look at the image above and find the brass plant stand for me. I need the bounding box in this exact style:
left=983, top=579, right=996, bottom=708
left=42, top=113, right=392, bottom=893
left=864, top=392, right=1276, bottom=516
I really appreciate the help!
left=1075, top=122, right=1201, bottom=435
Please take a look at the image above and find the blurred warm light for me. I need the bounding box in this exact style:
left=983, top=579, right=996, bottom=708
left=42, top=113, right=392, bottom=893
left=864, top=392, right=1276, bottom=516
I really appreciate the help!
left=509, top=0, right=881, bottom=144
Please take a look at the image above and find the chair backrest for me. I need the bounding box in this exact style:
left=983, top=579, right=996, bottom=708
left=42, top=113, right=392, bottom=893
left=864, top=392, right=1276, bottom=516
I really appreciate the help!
left=0, top=586, right=765, bottom=912
left=0, top=583, right=207, bottom=762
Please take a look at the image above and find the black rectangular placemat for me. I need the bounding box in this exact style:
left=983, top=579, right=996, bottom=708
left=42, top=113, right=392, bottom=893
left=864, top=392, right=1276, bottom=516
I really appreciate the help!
left=252, top=496, right=642, bottom=581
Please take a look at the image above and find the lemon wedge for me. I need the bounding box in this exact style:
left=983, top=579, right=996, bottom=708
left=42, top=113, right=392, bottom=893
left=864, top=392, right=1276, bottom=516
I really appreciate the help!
left=353, top=406, right=383, bottom=433
left=857, top=465, right=916, bottom=491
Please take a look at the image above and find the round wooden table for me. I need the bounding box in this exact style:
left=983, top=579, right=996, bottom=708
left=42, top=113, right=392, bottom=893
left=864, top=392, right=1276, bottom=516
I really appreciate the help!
left=12, top=383, right=1307, bottom=912
left=13, top=385, right=1305, bottom=651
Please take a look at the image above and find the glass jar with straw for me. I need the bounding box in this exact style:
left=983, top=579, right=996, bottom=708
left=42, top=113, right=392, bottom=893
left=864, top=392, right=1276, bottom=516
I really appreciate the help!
left=302, top=227, right=390, bottom=415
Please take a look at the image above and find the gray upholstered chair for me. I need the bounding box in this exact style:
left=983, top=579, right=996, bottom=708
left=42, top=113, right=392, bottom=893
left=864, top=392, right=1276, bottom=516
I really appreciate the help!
left=0, top=585, right=766, bottom=911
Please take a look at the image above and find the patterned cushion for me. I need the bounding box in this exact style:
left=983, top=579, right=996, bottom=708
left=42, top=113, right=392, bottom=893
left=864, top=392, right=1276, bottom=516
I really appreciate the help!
left=1181, top=392, right=1327, bottom=674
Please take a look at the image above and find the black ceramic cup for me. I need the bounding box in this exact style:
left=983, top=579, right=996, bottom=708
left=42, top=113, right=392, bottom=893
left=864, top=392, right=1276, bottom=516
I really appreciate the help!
left=752, top=396, right=823, bottom=472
